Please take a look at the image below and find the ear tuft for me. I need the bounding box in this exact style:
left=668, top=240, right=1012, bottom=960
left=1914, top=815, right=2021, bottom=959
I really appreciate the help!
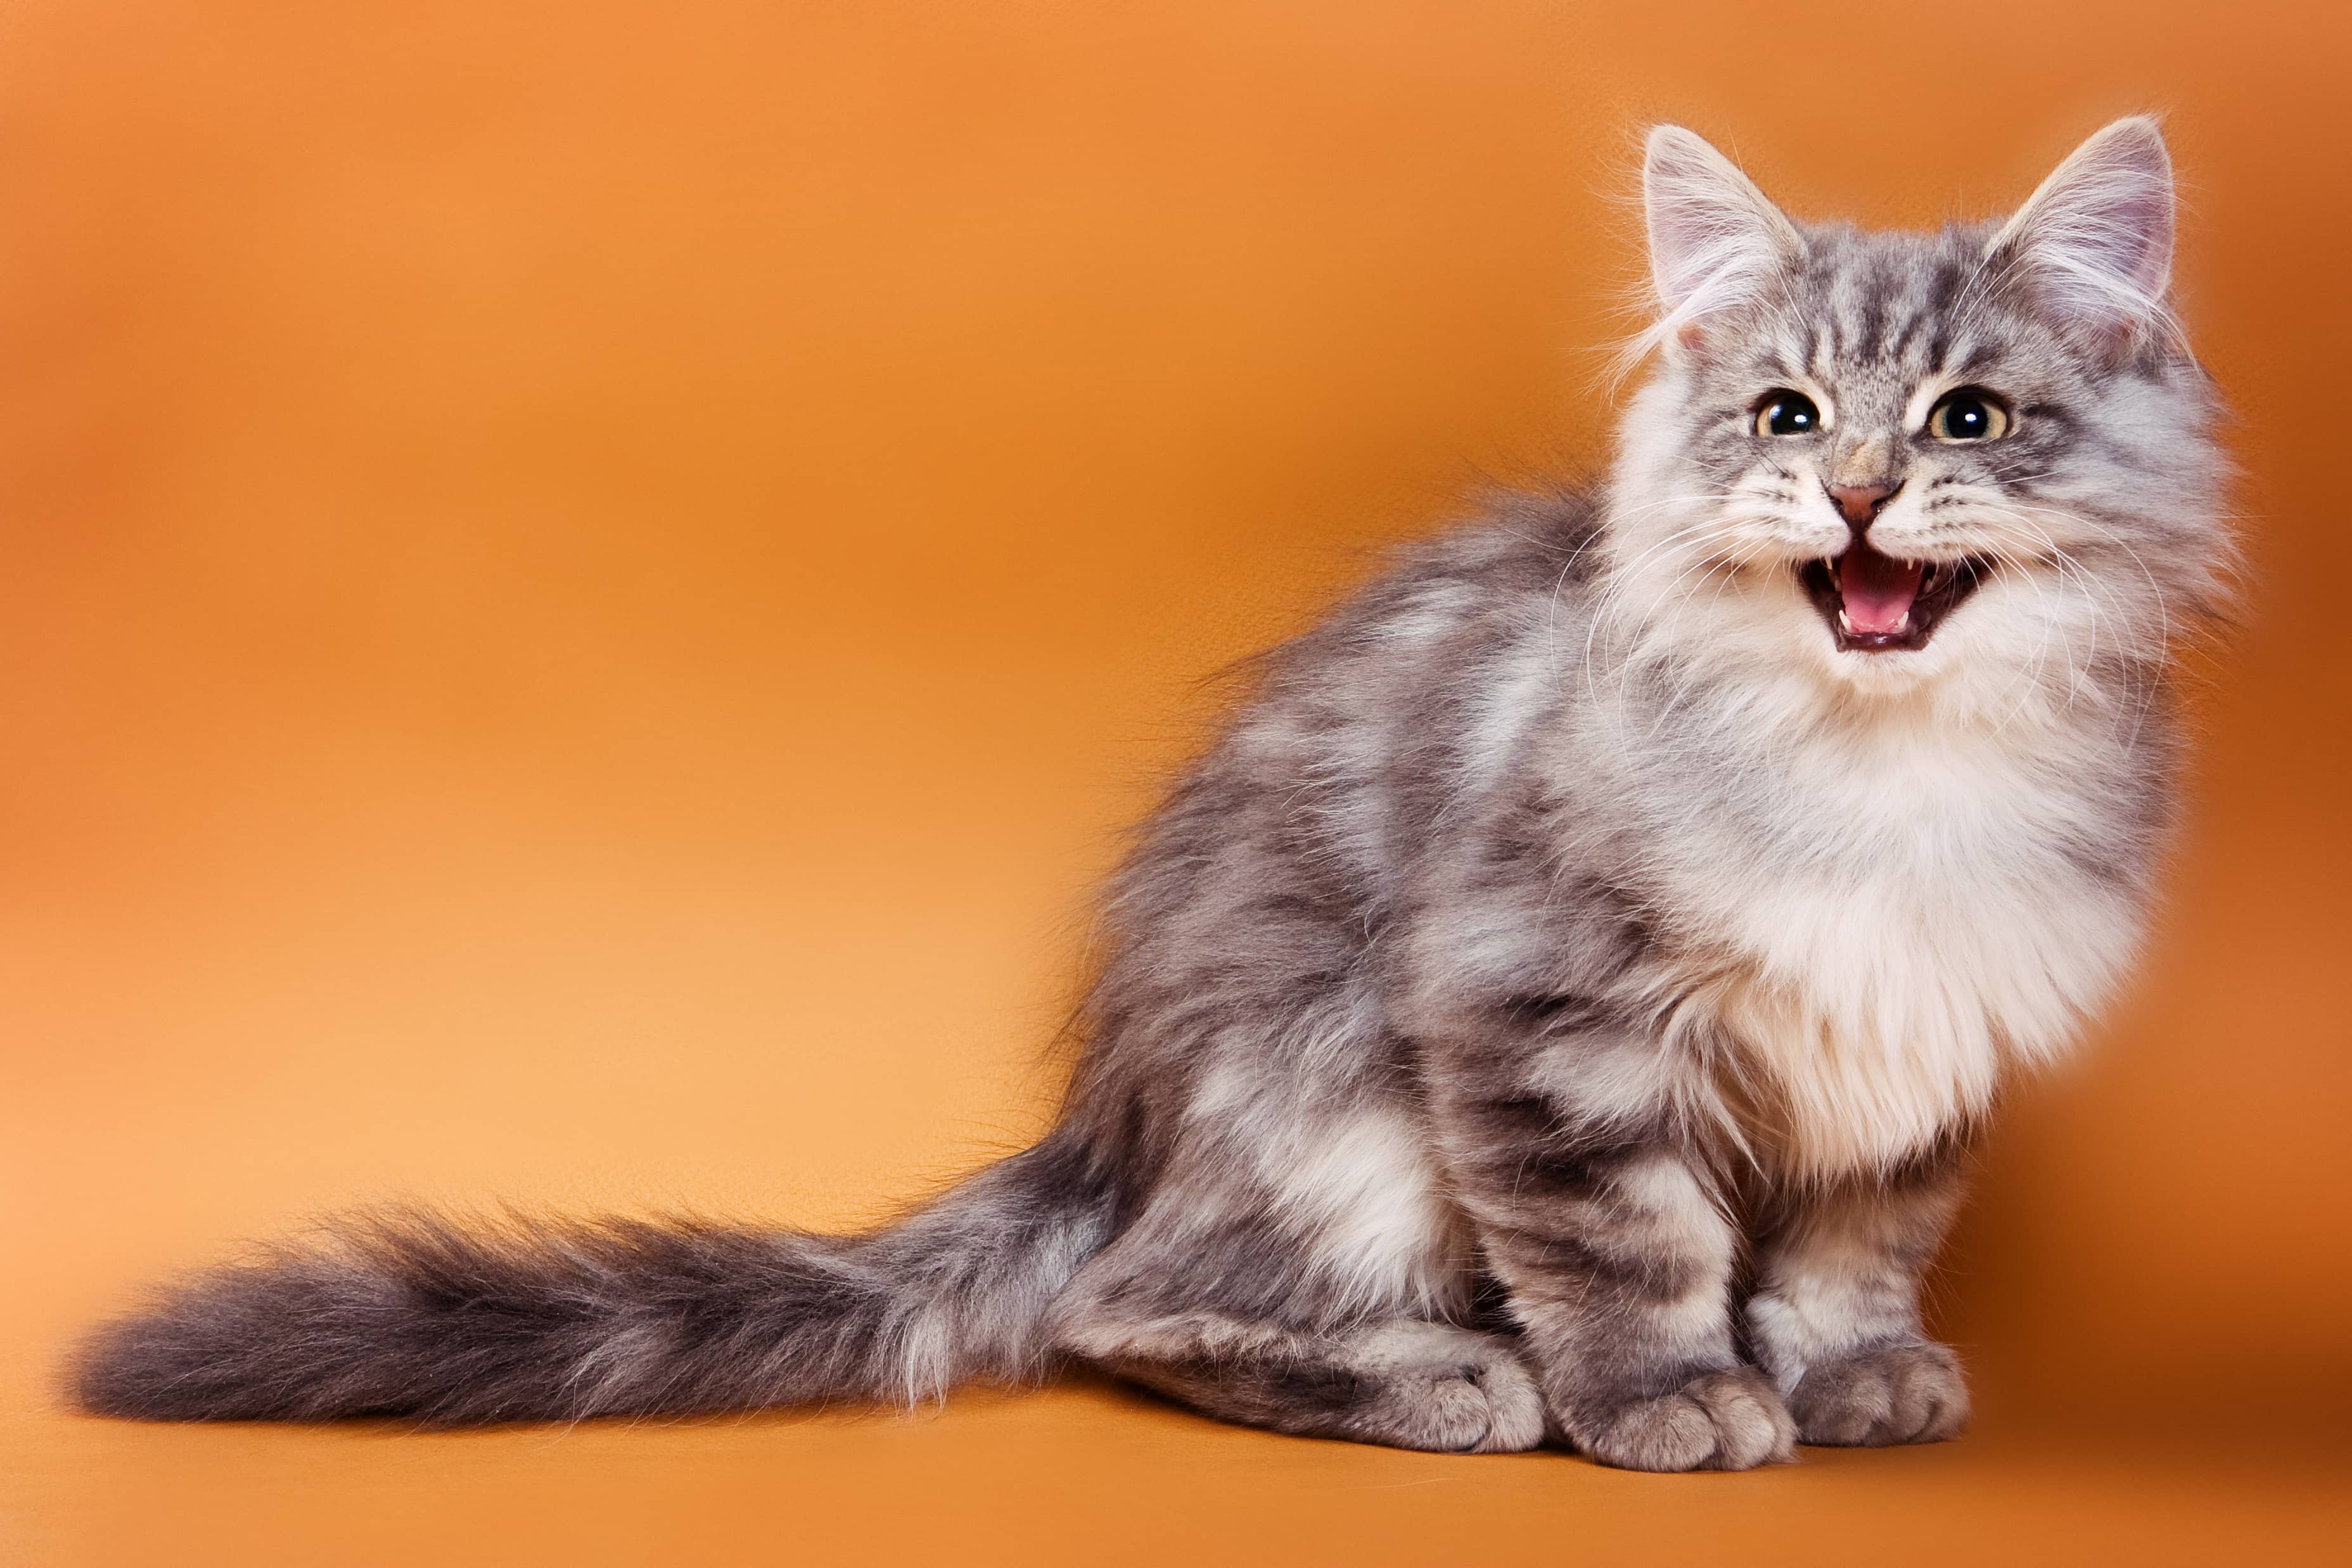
left=1640, top=125, right=1801, bottom=346
left=1987, top=117, right=2176, bottom=341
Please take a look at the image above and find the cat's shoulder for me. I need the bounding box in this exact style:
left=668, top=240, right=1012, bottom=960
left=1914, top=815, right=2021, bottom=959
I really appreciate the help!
left=1398, top=485, right=1604, bottom=591
left=1318, top=485, right=1606, bottom=653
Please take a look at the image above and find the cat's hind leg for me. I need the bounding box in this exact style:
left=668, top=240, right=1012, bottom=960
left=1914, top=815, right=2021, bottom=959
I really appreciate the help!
left=1057, top=1306, right=1547, bottom=1454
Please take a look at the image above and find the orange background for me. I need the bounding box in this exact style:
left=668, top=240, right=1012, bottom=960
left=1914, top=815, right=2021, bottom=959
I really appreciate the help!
left=2, top=1, right=2348, bottom=1563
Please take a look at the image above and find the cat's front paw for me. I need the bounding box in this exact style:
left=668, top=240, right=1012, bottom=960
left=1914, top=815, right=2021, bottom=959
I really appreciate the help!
left=1575, top=1367, right=1796, bottom=1472
left=1787, top=1341, right=1969, bottom=1447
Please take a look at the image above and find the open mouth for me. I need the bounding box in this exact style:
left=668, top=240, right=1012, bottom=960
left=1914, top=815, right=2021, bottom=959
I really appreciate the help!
left=1797, top=539, right=1989, bottom=653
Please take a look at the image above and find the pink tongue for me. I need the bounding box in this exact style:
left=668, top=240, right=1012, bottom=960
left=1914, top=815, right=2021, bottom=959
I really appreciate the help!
left=1837, top=542, right=1925, bottom=635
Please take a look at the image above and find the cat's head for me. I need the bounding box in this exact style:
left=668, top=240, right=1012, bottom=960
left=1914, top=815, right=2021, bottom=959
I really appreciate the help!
left=1601, top=118, right=2228, bottom=717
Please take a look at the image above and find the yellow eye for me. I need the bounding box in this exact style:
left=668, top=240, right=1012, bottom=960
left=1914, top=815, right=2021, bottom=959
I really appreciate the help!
left=1927, top=390, right=2010, bottom=442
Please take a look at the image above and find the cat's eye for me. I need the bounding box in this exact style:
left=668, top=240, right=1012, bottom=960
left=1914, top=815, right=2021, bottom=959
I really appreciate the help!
left=1927, top=390, right=2010, bottom=443
left=1755, top=392, right=1820, bottom=438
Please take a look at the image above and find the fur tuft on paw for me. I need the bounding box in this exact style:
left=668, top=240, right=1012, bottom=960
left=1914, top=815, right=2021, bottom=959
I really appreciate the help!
left=1787, top=1341, right=1969, bottom=1448
left=1577, top=1367, right=1797, bottom=1472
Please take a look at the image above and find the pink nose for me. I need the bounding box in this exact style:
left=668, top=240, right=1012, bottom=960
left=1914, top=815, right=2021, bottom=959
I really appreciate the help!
left=1827, top=481, right=1898, bottom=532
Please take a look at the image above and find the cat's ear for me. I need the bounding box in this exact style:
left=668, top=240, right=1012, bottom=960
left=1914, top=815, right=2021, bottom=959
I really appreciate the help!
left=1986, top=117, right=2176, bottom=344
left=1641, top=125, right=1801, bottom=352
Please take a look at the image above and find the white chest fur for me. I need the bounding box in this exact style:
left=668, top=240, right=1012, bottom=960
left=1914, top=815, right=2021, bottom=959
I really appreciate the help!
left=1656, top=711, right=2145, bottom=1177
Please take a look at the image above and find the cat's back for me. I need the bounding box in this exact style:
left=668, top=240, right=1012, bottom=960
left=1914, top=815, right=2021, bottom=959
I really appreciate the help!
left=1090, top=487, right=1602, bottom=1031
left=1217, top=485, right=1606, bottom=848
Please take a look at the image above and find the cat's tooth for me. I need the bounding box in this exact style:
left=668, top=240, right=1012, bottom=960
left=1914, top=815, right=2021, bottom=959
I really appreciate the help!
left=1837, top=608, right=1855, bottom=635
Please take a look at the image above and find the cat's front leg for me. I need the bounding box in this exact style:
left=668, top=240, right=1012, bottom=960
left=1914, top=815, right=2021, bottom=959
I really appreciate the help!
left=1746, top=1147, right=1971, bottom=1448
left=1426, top=1049, right=1794, bottom=1472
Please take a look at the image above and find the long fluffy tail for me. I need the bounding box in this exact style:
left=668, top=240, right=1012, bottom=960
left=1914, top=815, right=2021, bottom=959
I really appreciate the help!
left=70, top=1130, right=1119, bottom=1425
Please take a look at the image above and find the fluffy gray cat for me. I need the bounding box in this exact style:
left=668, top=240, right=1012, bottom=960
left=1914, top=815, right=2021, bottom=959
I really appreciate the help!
left=72, top=118, right=2227, bottom=1471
